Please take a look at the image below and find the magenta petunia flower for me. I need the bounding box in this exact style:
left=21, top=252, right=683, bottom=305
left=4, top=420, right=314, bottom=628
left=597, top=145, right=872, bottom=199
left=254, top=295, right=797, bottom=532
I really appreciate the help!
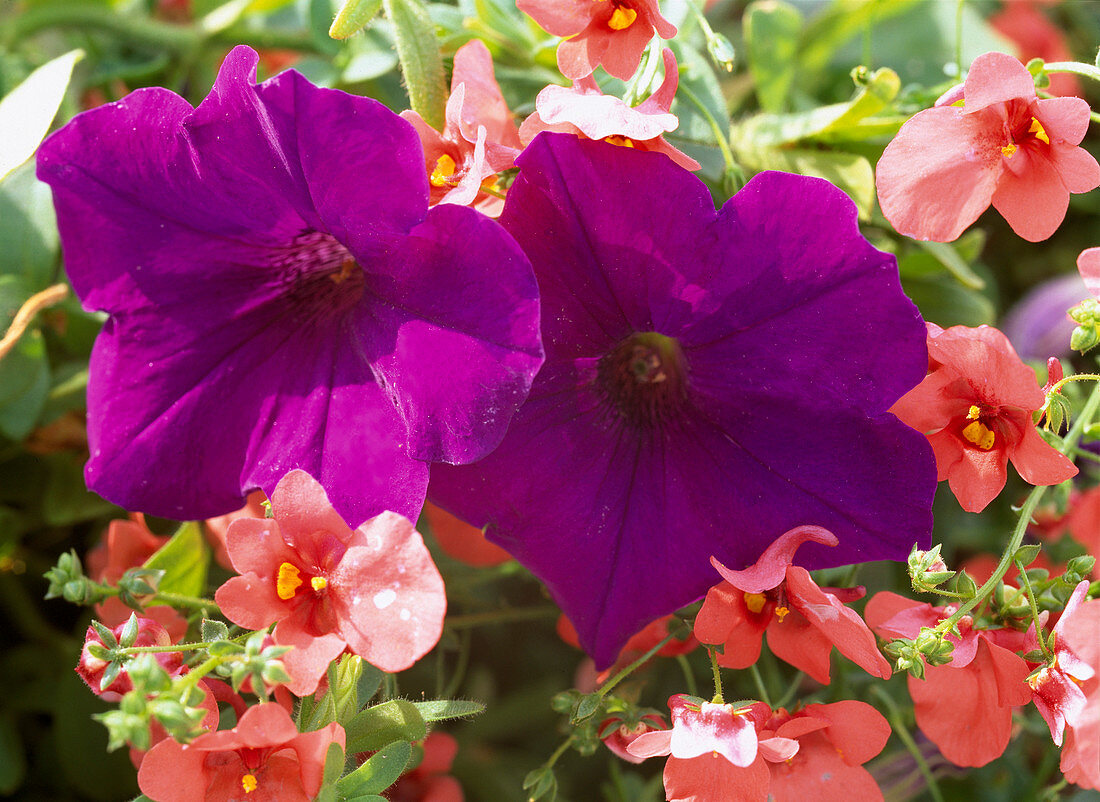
left=430, top=134, right=937, bottom=667
left=36, top=46, right=543, bottom=524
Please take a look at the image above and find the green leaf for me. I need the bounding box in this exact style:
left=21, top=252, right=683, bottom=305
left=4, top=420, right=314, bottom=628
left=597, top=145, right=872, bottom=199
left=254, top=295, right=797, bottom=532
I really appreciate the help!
left=0, top=161, right=60, bottom=290
left=733, top=66, right=900, bottom=148
left=356, top=662, right=384, bottom=708
left=410, top=699, right=485, bottom=722
left=201, top=619, right=230, bottom=642
left=0, top=326, right=49, bottom=441
left=143, top=521, right=208, bottom=599
left=337, top=740, right=411, bottom=796
left=345, top=699, right=426, bottom=754
left=0, top=49, right=83, bottom=182
left=915, top=241, right=985, bottom=290
left=744, top=0, right=802, bottom=112
left=798, top=0, right=922, bottom=75
left=733, top=145, right=875, bottom=219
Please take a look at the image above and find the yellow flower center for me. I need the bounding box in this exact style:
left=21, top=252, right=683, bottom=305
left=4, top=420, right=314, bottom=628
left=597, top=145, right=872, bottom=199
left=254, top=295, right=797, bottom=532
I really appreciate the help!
left=1029, top=117, right=1050, bottom=145
left=276, top=562, right=303, bottom=600
left=241, top=773, right=258, bottom=794
left=608, top=5, right=637, bottom=29
left=743, top=592, right=767, bottom=614
left=603, top=135, right=636, bottom=149
left=311, top=575, right=328, bottom=592
left=774, top=605, right=790, bottom=622
left=962, top=404, right=995, bottom=450
left=1001, top=142, right=1017, bottom=158
left=430, top=154, right=457, bottom=187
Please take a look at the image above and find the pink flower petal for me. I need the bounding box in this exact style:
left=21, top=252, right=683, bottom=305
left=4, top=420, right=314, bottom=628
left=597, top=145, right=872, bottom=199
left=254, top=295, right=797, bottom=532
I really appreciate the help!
left=710, top=526, right=837, bottom=594
left=991, top=147, right=1071, bottom=241
left=1078, top=247, right=1100, bottom=299
left=962, top=51, right=1036, bottom=112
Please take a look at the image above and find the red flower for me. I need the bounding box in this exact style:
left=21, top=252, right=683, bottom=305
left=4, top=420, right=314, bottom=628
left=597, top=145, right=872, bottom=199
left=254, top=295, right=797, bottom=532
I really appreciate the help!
left=385, top=732, right=464, bottom=802
left=628, top=695, right=769, bottom=802
left=423, top=501, right=510, bottom=567
left=876, top=51, right=1100, bottom=242
left=76, top=616, right=185, bottom=702
left=1027, top=581, right=1096, bottom=745
left=694, top=525, right=891, bottom=684
left=1058, top=590, right=1100, bottom=790
left=890, top=323, right=1077, bottom=513
left=754, top=701, right=892, bottom=802
left=215, top=469, right=446, bottom=695
left=519, top=49, right=700, bottom=171
left=866, top=592, right=1033, bottom=767
left=517, top=0, right=676, bottom=81
left=137, top=702, right=344, bottom=802
left=598, top=713, right=667, bottom=764
left=87, top=514, right=188, bottom=640
left=400, top=40, right=521, bottom=215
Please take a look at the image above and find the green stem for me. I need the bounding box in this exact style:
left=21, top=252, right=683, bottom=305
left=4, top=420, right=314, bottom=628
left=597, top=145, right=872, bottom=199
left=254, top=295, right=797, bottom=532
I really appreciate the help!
left=445, top=606, right=559, bottom=629
left=954, top=0, right=965, bottom=78
left=937, top=383, right=1100, bottom=636
left=747, top=663, right=771, bottom=708
left=1047, top=374, right=1100, bottom=394
left=154, top=591, right=220, bottom=614
left=543, top=735, right=575, bottom=771
left=676, top=654, right=699, bottom=698
left=774, top=671, right=804, bottom=710
left=709, top=648, right=726, bottom=704
left=1014, top=559, right=1053, bottom=662
left=872, top=686, right=945, bottom=802
left=595, top=629, right=681, bottom=701
left=1044, top=61, right=1100, bottom=83
left=676, top=82, right=739, bottom=183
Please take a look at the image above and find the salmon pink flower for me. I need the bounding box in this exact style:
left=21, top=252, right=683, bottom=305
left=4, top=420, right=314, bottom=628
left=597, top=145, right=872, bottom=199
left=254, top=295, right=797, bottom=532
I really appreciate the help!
left=1026, top=581, right=1096, bottom=745
left=204, top=490, right=267, bottom=570
left=137, top=702, right=343, bottom=802
left=76, top=616, right=185, bottom=701
left=599, top=712, right=668, bottom=764
left=876, top=51, right=1100, bottom=242
left=989, top=3, right=1082, bottom=98
left=628, top=695, right=769, bottom=801
left=753, top=701, right=892, bottom=802
left=519, top=49, right=700, bottom=171
left=401, top=40, right=522, bottom=215
left=1078, top=247, right=1100, bottom=300
left=866, top=591, right=1033, bottom=767
left=37, top=45, right=542, bottom=526
left=695, top=526, right=892, bottom=684
left=518, top=0, right=676, bottom=81
left=891, top=323, right=1077, bottom=513
left=1058, top=589, right=1100, bottom=790
left=215, top=469, right=446, bottom=696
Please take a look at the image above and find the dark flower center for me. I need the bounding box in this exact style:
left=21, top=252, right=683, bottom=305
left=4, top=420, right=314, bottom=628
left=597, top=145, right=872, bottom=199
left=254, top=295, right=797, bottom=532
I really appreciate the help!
left=597, top=331, right=688, bottom=427
left=276, top=231, right=364, bottom=325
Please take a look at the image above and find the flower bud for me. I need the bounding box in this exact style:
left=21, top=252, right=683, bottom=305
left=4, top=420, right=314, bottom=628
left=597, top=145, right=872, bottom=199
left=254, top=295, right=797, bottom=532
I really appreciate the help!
left=76, top=617, right=183, bottom=701
left=908, top=543, right=954, bottom=591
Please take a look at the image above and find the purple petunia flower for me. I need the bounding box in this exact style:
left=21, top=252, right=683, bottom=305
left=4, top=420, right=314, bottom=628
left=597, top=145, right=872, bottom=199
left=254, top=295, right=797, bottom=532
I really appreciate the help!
left=430, top=134, right=937, bottom=668
left=36, top=46, right=543, bottom=524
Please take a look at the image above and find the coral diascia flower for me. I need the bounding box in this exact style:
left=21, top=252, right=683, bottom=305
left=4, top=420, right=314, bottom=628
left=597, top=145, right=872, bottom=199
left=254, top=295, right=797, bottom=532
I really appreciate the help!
left=519, top=48, right=700, bottom=171
left=694, top=525, right=892, bottom=684
left=430, top=134, right=936, bottom=667
left=890, top=323, right=1077, bottom=513
left=36, top=45, right=543, bottom=525
left=866, top=591, right=1033, bottom=767
left=519, top=0, right=676, bottom=81
left=138, top=702, right=343, bottom=802
left=876, top=50, right=1100, bottom=242
left=215, top=469, right=446, bottom=696
left=401, top=39, right=522, bottom=214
